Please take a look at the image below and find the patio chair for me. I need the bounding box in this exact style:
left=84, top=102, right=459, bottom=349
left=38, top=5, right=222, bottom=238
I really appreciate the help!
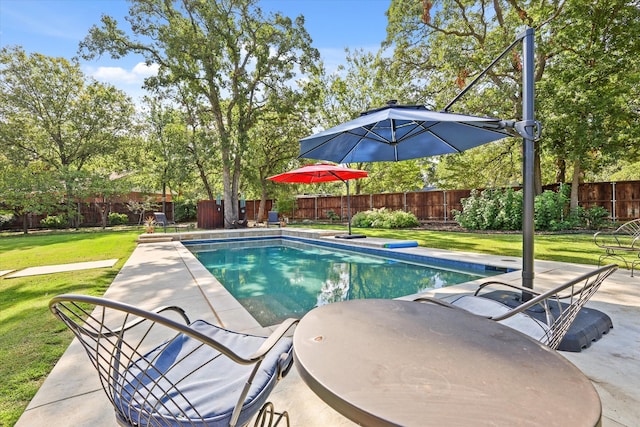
left=153, top=212, right=177, bottom=232
left=49, top=294, right=297, bottom=427
left=415, top=264, right=617, bottom=350
left=267, top=211, right=280, bottom=227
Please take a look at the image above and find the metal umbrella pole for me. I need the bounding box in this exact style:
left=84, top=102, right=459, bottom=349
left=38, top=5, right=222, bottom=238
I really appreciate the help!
left=521, top=28, right=536, bottom=294
left=446, top=28, right=539, bottom=294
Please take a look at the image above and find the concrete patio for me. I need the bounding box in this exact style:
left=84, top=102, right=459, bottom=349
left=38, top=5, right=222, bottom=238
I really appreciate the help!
left=16, top=229, right=640, bottom=426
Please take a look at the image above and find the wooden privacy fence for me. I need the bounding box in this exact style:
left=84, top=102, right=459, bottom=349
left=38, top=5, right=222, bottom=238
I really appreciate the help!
left=7, top=181, right=640, bottom=230
left=278, top=190, right=471, bottom=223
left=232, top=181, right=640, bottom=227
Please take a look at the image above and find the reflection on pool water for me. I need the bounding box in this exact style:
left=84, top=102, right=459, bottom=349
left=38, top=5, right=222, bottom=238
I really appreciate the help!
left=188, top=239, right=502, bottom=327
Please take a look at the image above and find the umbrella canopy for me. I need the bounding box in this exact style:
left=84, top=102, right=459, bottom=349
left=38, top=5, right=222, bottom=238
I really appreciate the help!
left=299, top=104, right=512, bottom=164
left=267, top=163, right=368, bottom=184
left=268, top=164, right=368, bottom=237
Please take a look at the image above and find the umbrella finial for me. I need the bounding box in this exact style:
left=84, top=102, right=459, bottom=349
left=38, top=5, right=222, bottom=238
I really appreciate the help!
left=387, top=99, right=398, bottom=105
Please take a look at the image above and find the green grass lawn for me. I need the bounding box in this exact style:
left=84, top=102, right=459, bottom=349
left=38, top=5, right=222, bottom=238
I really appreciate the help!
left=0, top=225, right=619, bottom=426
left=0, top=230, right=140, bottom=426
left=294, top=224, right=606, bottom=266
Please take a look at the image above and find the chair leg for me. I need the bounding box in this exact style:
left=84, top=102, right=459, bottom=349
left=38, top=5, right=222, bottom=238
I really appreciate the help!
left=253, top=402, right=290, bottom=427
left=599, top=251, right=630, bottom=273
left=632, top=258, right=640, bottom=278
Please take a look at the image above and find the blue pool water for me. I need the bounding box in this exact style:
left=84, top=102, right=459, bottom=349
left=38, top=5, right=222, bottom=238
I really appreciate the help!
left=188, top=238, right=503, bottom=326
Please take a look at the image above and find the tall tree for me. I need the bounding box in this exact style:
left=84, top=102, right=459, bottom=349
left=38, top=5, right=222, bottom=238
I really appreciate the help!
left=0, top=46, right=135, bottom=226
left=243, top=84, right=318, bottom=222
left=385, top=0, right=640, bottom=202
left=385, top=0, right=565, bottom=194
left=304, top=48, right=426, bottom=193
left=79, top=0, right=319, bottom=227
left=538, top=0, right=640, bottom=208
left=0, top=158, right=64, bottom=233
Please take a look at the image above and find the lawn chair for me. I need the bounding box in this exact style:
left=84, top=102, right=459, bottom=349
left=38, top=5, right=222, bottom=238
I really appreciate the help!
left=49, top=294, right=297, bottom=427
left=153, top=212, right=178, bottom=232
left=267, top=211, right=280, bottom=227
left=415, top=264, right=617, bottom=350
left=594, top=218, right=640, bottom=276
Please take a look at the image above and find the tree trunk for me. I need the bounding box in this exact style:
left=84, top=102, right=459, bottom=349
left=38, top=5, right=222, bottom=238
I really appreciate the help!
left=570, top=159, right=581, bottom=210
left=21, top=211, right=28, bottom=234
left=222, top=160, right=240, bottom=228
left=534, top=143, right=543, bottom=196
left=555, top=158, right=566, bottom=183
left=95, top=201, right=109, bottom=229
left=258, top=183, right=268, bottom=223
left=195, top=158, right=214, bottom=201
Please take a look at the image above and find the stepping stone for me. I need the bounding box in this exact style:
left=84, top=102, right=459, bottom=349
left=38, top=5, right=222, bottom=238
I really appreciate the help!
left=6, top=259, right=118, bottom=278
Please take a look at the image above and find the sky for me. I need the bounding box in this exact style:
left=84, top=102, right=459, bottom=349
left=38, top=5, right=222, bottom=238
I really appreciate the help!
left=0, top=0, right=392, bottom=100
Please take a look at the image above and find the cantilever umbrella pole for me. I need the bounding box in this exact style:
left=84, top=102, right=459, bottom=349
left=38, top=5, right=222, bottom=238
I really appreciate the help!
left=521, top=28, right=536, bottom=294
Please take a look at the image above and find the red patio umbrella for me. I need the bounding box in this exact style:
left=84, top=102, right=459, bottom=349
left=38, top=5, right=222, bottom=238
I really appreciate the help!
left=267, top=163, right=368, bottom=238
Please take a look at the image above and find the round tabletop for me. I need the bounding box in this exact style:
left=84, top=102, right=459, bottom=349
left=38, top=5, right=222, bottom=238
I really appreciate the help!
left=293, top=299, right=601, bottom=427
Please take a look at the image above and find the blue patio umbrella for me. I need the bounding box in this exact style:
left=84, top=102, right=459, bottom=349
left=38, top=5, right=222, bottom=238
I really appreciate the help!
left=300, top=29, right=540, bottom=291
left=299, top=104, right=512, bottom=164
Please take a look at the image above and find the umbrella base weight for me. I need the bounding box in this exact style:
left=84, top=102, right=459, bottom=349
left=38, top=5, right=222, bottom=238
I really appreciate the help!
left=335, top=234, right=367, bottom=239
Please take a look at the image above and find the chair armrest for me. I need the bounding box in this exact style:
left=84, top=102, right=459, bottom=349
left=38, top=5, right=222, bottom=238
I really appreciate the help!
left=474, top=281, right=544, bottom=297
left=413, top=296, right=460, bottom=310
left=249, top=317, right=299, bottom=361
left=108, top=305, right=191, bottom=336
left=486, top=264, right=617, bottom=321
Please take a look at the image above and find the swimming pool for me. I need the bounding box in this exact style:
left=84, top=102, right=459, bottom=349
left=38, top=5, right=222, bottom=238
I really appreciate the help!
left=186, top=237, right=504, bottom=326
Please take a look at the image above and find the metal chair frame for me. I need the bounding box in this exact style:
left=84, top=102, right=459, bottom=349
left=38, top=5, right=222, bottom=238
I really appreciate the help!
left=49, top=294, right=297, bottom=427
left=594, top=219, right=640, bottom=276
left=416, top=264, right=617, bottom=350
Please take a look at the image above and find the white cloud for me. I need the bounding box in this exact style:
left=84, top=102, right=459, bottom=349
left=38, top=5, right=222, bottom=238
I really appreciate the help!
left=132, top=62, right=160, bottom=78
left=86, top=62, right=159, bottom=85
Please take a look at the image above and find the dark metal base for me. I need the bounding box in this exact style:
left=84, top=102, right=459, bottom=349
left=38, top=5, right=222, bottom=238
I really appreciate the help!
left=481, top=290, right=613, bottom=352
left=334, top=234, right=367, bottom=239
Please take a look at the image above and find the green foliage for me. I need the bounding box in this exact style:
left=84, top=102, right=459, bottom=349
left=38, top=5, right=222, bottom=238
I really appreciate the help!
left=534, top=188, right=574, bottom=231
left=108, top=212, right=129, bottom=226
left=174, top=200, right=197, bottom=222
left=40, top=215, right=68, bottom=229
left=0, top=213, right=14, bottom=228
left=79, top=0, right=321, bottom=224
left=455, top=186, right=610, bottom=231
left=573, top=206, right=612, bottom=230
left=274, top=196, right=296, bottom=216
left=454, top=188, right=522, bottom=231
left=352, top=208, right=420, bottom=229
left=385, top=1, right=640, bottom=193
left=326, top=210, right=340, bottom=221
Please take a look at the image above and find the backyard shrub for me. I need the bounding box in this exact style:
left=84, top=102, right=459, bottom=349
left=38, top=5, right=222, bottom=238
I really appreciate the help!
left=573, top=205, right=611, bottom=230
left=0, top=212, right=14, bottom=228
left=174, top=200, right=197, bottom=222
left=454, top=188, right=522, bottom=230
left=108, top=212, right=129, bottom=226
left=40, top=215, right=68, bottom=229
left=273, top=196, right=296, bottom=217
left=351, top=208, right=420, bottom=229
left=455, top=185, right=611, bottom=231
left=326, top=209, right=340, bottom=222
left=535, top=189, right=569, bottom=231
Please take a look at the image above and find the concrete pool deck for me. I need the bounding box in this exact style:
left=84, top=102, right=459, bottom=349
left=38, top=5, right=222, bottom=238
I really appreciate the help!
left=16, top=228, right=640, bottom=426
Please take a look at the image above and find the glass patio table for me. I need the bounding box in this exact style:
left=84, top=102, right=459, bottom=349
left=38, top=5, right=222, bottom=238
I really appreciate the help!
left=293, top=299, right=601, bottom=427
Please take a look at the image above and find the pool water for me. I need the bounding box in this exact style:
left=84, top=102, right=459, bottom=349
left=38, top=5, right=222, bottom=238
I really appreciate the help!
left=190, top=239, right=499, bottom=326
